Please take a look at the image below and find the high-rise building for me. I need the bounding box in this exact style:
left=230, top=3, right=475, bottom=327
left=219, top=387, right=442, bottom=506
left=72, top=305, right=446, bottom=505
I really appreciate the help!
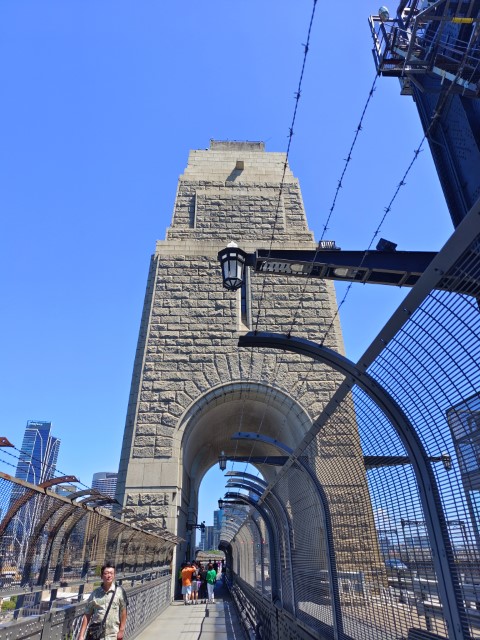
left=199, top=525, right=217, bottom=552
left=15, top=420, right=60, bottom=485
left=213, top=510, right=223, bottom=550
left=92, top=472, right=118, bottom=499
left=201, top=526, right=215, bottom=552
left=7, top=421, right=60, bottom=568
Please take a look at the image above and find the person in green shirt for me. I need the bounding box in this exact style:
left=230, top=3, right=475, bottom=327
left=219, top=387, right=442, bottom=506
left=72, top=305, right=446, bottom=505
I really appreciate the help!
left=205, top=563, right=217, bottom=603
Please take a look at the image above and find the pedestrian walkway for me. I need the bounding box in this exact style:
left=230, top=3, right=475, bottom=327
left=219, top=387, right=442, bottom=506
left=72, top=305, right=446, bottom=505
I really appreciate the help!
left=137, top=580, right=247, bottom=640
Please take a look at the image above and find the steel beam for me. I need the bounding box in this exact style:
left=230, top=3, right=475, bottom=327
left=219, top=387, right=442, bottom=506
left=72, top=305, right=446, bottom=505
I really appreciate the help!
left=225, top=471, right=268, bottom=488
left=223, top=455, right=289, bottom=466
left=254, top=248, right=441, bottom=288
left=232, top=431, right=293, bottom=454
left=226, top=480, right=265, bottom=497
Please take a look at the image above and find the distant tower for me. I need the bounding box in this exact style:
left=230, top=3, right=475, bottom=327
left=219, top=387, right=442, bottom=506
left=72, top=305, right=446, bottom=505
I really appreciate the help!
left=213, top=509, right=223, bottom=550
left=117, top=141, right=379, bottom=575
left=10, top=420, right=60, bottom=565
left=15, top=420, right=60, bottom=485
left=92, top=472, right=118, bottom=499
left=203, top=526, right=215, bottom=551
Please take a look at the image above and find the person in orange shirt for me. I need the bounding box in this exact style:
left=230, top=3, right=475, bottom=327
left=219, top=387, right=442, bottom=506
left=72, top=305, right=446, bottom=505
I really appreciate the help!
left=181, top=561, right=195, bottom=605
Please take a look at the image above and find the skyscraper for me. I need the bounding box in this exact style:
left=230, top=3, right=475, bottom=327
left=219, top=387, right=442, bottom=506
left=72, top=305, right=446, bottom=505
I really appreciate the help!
left=92, top=472, right=118, bottom=499
left=8, top=421, right=60, bottom=568
left=201, top=526, right=215, bottom=552
left=15, top=421, right=60, bottom=485
left=213, top=510, right=223, bottom=551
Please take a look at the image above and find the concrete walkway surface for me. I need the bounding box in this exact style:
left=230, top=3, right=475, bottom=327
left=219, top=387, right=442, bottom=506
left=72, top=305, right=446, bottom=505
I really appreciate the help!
left=136, top=581, right=248, bottom=640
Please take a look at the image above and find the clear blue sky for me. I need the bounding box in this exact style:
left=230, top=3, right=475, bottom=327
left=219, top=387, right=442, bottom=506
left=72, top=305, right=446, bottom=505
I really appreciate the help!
left=0, top=1, right=453, bottom=526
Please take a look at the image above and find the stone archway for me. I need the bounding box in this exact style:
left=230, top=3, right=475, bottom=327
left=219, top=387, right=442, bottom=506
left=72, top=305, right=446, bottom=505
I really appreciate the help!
left=171, top=381, right=313, bottom=586
left=175, top=381, right=312, bottom=553
left=179, top=380, right=313, bottom=491
left=115, top=141, right=368, bottom=597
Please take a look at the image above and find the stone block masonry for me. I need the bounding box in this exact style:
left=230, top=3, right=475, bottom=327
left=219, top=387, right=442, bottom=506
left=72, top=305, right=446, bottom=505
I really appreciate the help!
left=116, top=141, right=376, bottom=574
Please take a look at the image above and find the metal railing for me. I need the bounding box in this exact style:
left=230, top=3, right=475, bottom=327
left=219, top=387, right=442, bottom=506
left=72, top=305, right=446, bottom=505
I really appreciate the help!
left=369, top=0, right=480, bottom=95
left=0, top=573, right=172, bottom=640
left=0, top=470, right=179, bottom=626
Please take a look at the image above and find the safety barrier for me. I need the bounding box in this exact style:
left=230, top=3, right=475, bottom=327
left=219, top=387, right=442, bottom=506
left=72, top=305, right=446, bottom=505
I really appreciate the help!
left=0, top=470, right=179, bottom=628
left=221, top=199, right=480, bottom=640
left=0, top=574, right=171, bottom=640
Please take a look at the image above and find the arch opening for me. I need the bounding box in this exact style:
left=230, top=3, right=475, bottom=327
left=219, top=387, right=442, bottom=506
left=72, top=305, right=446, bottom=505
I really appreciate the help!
left=179, top=381, right=313, bottom=494
left=177, top=381, right=313, bottom=559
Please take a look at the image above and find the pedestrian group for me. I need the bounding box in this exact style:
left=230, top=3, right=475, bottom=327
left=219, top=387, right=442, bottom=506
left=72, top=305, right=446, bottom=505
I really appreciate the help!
left=180, top=560, right=220, bottom=605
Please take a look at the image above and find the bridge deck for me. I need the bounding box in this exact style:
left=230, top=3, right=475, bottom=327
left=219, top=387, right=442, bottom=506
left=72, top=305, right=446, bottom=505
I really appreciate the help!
left=137, top=582, right=246, bottom=640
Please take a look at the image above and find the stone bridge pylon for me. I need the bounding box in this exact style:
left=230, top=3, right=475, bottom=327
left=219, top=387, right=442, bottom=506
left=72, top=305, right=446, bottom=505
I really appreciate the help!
left=116, top=140, right=377, bottom=571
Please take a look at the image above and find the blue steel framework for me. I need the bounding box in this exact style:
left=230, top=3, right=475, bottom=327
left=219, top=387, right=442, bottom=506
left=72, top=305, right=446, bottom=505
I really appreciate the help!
left=369, top=0, right=480, bottom=227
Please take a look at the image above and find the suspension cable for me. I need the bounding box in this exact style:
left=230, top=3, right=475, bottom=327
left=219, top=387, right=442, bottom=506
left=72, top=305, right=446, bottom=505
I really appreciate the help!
left=225, top=1, right=319, bottom=483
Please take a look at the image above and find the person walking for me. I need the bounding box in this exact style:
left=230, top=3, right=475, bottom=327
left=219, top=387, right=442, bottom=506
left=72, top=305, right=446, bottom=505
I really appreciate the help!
left=78, top=564, right=128, bottom=640
left=206, top=563, right=217, bottom=604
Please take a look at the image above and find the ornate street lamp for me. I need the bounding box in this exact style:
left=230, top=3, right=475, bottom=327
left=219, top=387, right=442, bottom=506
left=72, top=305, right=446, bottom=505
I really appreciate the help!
left=186, top=521, right=206, bottom=532
left=218, top=451, right=227, bottom=471
left=217, top=242, right=248, bottom=291
left=218, top=499, right=224, bottom=510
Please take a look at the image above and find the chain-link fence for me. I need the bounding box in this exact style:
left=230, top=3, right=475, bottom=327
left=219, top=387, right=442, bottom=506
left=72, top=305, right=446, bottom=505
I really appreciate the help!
left=221, top=202, right=480, bottom=639
left=0, top=470, right=180, bottom=623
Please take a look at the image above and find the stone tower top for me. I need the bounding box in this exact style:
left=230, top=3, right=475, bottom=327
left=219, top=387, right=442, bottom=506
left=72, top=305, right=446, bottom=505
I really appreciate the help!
left=209, top=140, right=265, bottom=152
left=180, top=140, right=295, bottom=183
left=164, top=139, right=312, bottom=245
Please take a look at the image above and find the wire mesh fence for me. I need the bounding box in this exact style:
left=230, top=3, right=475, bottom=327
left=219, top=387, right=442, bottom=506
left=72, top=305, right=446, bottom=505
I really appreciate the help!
left=0, top=469, right=179, bottom=620
left=0, top=574, right=171, bottom=640
left=221, top=205, right=480, bottom=639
